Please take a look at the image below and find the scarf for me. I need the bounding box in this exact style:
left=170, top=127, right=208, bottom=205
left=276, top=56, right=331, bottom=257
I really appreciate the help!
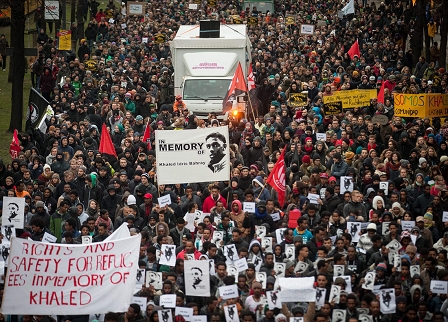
left=176, top=227, right=184, bottom=245
left=254, top=208, right=267, bottom=219
left=367, top=143, right=377, bottom=151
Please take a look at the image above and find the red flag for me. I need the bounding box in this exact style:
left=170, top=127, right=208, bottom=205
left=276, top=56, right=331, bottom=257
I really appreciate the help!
left=377, top=82, right=386, bottom=104
left=248, top=64, right=256, bottom=91
left=347, top=39, right=360, bottom=60
left=9, top=129, right=20, bottom=159
left=267, top=148, right=286, bottom=208
left=222, top=62, right=248, bottom=112
left=143, top=121, right=152, bottom=151
left=99, top=123, right=117, bottom=157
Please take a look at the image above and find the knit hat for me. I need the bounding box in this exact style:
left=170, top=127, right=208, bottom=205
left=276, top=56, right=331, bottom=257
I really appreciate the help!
left=333, top=152, right=342, bottom=160
left=334, top=277, right=346, bottom=285
left=356, top=146, right=363, bottom=155
left=266, top=276, right=276, bottom=285
left=406, top=244, right=417, bottom=254
left=36, top=201, right=45, bottom=208
left=424, top=212, right=433, bottom=221
left=345, top=151, right=355, bottom=161
left=376, top=263, right=387, bottom=272
left=284, top=260, right=295, bottom=270
left=419, top=157, right=427, bottom=166
left=441, top=155, right=448, bottom=163
left=396, top=296, right=407, bottom=304
left=302, top=155, right=311, bottom=163
left=329, top=176, right=337, bottom=183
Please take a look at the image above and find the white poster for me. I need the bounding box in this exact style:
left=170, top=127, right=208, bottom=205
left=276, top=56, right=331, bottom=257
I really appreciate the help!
left=223, top=244, right=237, bottom=263
left=333, top=309, right=346, bottom=322
left=362, top=272, right=376, bottom=290
left=359, top=315, right=373, bottom=322
left=382, top=222, right=390, bottom=235
left=159, top=245, right=176, bottom=266
left=316, top=288, right=326, bottom=308
left=285, top=244, right=295, bottom=261
left=158, top=309, right=173, bottom=322
left=279, top=277, right=315, bottom=302
left=401, top=221, right=415, bottom=231
left=261, top=237, right=273, bottom=252
left=220, top=284, right=239, bottom=300
left=340, top=176, right=354, bottom=194
left=44, top=0, right=60, bottom=20
left=379, top=181, right=389, bottom=195
left=155, top=127, right=230, bottom=184
left=379, top=289, right=396, bottom=314
left=1, top=225, right=15, bottom=244
left=184, top=260, right=210, bottom=297
left=255, top=272, right=267, bottom=289
left=175, top=307, right=193, bottom=321
left=160, top=294, right=176, bottom=308
left=2, top=197, right=25, bottom=229
left=226, top=265, right=238, bottom=277
left=410, top=265, right=420, bottom=278
left=132, top=297, right=147, bottom=313
left=347, top=222, right=361, bottom=242
left=386, top=240, right=401, bottom=252
left=333, top=265, right=344, bottom=277
left=2, top=234, right=141, bottom=315
left=266, top=290, right=281, bottom=310
left=430, top=280, right=448, bottom=294
left=224, top=304, right=239, bottom=322
left=330, top=284, right=341, bottom=304
left=136, top=269, right=145, bottom=285
left=212, top=231, right=223, bottom=246
left=146, top=271, right=162, bottom=289
left=294, top=261, right=309, bottom=274
left=274, top=262, right=286, bottom=277
left=300, top=24, right=315, bottom=35
left=255, top=225, right=266, bottom=238
left=158, top=195, right=171, bottom=208
left=234, top=257, right=248, bottom=272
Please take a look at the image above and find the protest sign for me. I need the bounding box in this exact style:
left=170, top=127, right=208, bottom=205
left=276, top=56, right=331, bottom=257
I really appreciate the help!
left=158, top=309, right=173, bottom=322
left=347, top=222, right=361, bottom=242
left=333, top=310, right=346, bottom=322
left=226, top=265, right=238, bottom=277
left=324, top=101, right=343, bottom=115
left=333, top=265, right=344, bottom=277
left=135, top=269, right=145, bottom=285
left=330, top=285, right=341, bottom=304
left=224, top=304, right=239, bottom=322
left=379, top=289, right=396, bottom=314
left=274, top=262, right=286, bottom=277
left=279, top=277, right=315, bottom=302
left=223, top=244, right=238, bottom=263
left=157, top=194, right=171, bottom=208
left=159, top=245, right=176, bottom=266
left=82, top=236, right=92, bottom=244
left=243, top=202, right=256, bottom=213
left=266, top=290, right=282, bottom=309
left=192, top=316, right=207, bottom=322
left=289, top=93, right=308, bottom=107
left=42, top=232, right=57, bottom=244
left=316, top=288, right=326, bottom=308
left=275, top=228, right=286, bottom=244
left=127, top=2, right=144, bottom=15
left=294, top=261, right=309, bottom=274
left=220, top=284, right=238, bottom=300
left=382, top=222, right=390, bottom=235
left=430, top=280, right=448, bottom=294
left=155, top=127, right=230, bottom=184
left=188, top=3, right=198, bottom=9
left=308, top=193, right=320, bottom=204
left=340, top=176, right=354, bottom=194
left=261, top=237, right=273, bottom=252
left=1, top=225, right=15, bottom=244
left=359, top=315, right=373, bottom=322
left=362, top=272, right=376, bottom=290
left=270, top=212, right=281, bottom=221
left=443, top=211, right=448, bottom=222
left=255, top=225, right=267, bottom=238
left=146, top=271, right=162, bottom=289
left=160, top=294, right=176, bottom=308
left=256, top=272, right=267, bottom=289
left=285, top=15, right=296, bottom=25
left=316, top=133, right=326, bottom=141
left=401, top=221, right=415, bottom=231
left=410, top=265, right=420, bottom=278
left=2, top=233, right=141, bottom=315
left=2, top=197, right=25, bottom=229
left=175, top=307, right=193, bottom=321
left=247, top=17, right=258, bottom=26
left=323, top=89, right=377, bottom=109
left=285, top=244, right=295, bottom=261
left=185, top=260, right=210, bottom=297
left=333, top=275, right=352, bottom=293
left=132, top=297, right=147, bottom=313
left=234, top=257, right=248, bottom=272
left=379, top=181, right=389, bottom=195
left=394, top=93, right=448, bottom=118
left=300, top=24, right=315, bottom=35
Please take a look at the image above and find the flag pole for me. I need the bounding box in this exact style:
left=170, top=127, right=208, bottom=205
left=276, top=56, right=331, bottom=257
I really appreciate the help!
left=247, top=92, right=257, bottom=121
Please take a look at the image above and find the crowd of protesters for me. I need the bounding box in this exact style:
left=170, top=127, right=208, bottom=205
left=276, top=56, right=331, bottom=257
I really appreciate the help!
left=2, top=0, right=448, bottom=321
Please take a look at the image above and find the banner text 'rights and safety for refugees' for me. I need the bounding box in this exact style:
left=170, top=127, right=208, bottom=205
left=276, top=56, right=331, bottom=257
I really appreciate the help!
left=2, top=233, right=141, bottom=315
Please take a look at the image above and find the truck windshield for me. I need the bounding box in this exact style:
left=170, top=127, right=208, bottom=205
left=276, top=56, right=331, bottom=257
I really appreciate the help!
left=183, top=79, right=231, bottom=100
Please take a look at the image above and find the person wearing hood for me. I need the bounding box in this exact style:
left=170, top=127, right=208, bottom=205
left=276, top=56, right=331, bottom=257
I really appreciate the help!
left=413, top=184, right=433, bottom=216
left=251, top=176, right=270, bottom=202
left=229, top=200, right=245, bottom=228
left=415, top=157, right=430, bottom=178
left=411, top=224, right=432, bottom=251
left=51, top=152, right=70, bottom=176
left=83, top=173, right=103, bottom=209
left=243, top=200, right=275, bottom=239
left=331, top=152, right=348, bottom=180
left=248, top=239, right=264, bottom=266
left=249, top=137, right=264, bottom=166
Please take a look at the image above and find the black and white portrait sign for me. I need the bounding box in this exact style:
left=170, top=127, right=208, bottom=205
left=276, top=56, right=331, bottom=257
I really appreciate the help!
left=224, top=304, right=239, bottom=322
left=285, top=244, right=295, bottom=261
left=146, top=271, right=162, bottom=289
left=158, top=309, right=173, bottom=322
left=274, top=262, right=286, bottom=277
left=155, top=127, right=230, bottom=184
left=333, top=265, right=345, bottom=277
left=1, top=225, right=15, bottom=245
left=185, top=260, right=210, bottom=297
left=316, top=288, right=326, bottom=308
left=330, top=285, right=341, bottom=304
left=266, top=291, right=282, bottom=310
left=261, top=237, right=273, bottom=252
left=379, top=289, right=396, bottom=314
left=332, top=309, right=346, bottom=322
left=294, top=261, right=309, bottom=274
left=223, top=244, right=238, bottom=263
left=340, top=176, right=354, bottom=194
left=256, top=272, right=267, bottom=289
left=347, top=222, right=361, bottom=242
left=362, top=272, right=376, bottom=290
left=2, top=197, right=25, bottom=229
left=159, top=244, right=176, bottom=266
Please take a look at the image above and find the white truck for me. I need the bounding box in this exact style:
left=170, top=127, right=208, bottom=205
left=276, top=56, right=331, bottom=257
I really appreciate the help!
left=170, top=23, right=251, bottom=120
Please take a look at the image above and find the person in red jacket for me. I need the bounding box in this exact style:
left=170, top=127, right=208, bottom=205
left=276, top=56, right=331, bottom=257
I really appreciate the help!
left=202, top=184, right=227, bottom=213
left=176, top=240, right=202, bottom=260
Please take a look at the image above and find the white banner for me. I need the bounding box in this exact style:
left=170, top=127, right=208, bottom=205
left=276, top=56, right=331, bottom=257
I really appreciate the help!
left=2, top=234, right=141, bottom=315
left=184, top=260, right=210, bottom=297
left=155, top=127, right=230, bottom=184
left=44, top=1, right=60, bottom=20
left=279, top=277, right=315, bottom=302
left=2, top=197, right=25, bottom=229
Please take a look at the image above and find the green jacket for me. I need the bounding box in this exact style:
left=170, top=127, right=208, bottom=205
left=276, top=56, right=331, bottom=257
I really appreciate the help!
left=49, top=209, right=69, bottom=242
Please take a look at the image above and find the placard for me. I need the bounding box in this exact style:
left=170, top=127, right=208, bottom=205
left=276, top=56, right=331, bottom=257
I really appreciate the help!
left=155, top=127, right=230, bottom=184
left=276, top=228, right=286, bottom=244
left=146, top=271, right=162, bottom=289
left=274, top=262, right=286, bottom=277
left=127, top=2, right=144, bottom=15
left=255, top=272, right=267, bottom=289
left=142, top=37, right=148, bottom=43
left=285, top=15, right=296, bottom=25
left=226, top=264, right=238, bottom=277
left=294, top=261, right=309, bottom=274
left=443, top=211, right=448, bottom=222
left=247, top=17, right=258, bottom=26
left=224, top=303, right=239, bottom=322
left=362, top=272, right=375, bottom=290
left=223, top=244, right=238, bottom=263
left=279, top=277, right=315, bottom=302
left=234, top=257, right=248, bottom=272
left=136, top=269, right=145, bottom=284
left=289, top=93, right=308, bottom=107
left=1, top=225, right=15, bottom=244
left=243, top=202, right=256, bottom=213
left=316, top=288, right=326, bottom=308
left=316, top=133, right=326, bottom=141
left=323, top=89, right=377, bottom=109
left=330, top=284, right=341, bottom=303
left=308, top=193, right=320, bottom=204
left=175, top=307, right=194, bottom=321
left=285, top=244, right=295, bottom=261
left=42, top=232, right=57, bottom=243
left=430, top=280, right=448, bottom=294
left=192, top=316, right=207, bottom=322
left=382, top=222, right=390, bottom=235
left=157, top=194, right=171, bottom=208
left=132, top=297, right=147, bottom=313
left=379, top=289, right=396, bottom=314
left=410, top=265, right=420, bottom=278
left=340, top=176, right=354, bottom=194
left=401, top=221, right=415, bottom=231
left=160, top=294, right=176, bottom=308
left=82, top=236, right=92, bottom=244
left=188, top=3, right=198, bottom=9
left=347, top=222, right=361, bottom=242
left=2, top=197, right=25, bottom=229
left=333, top=265, right=345, bottom=277
left=266, top=290, right=282, bottom=310
left=261, top=237, right=272, bottom=252
left=2, top=228, right=141, bottom=315
left=270, top=212, right=281, bottom=221
left=159, top=245, right=176, bottom=266
left=379, top=181, right=389, bottom=195
left=324, top=101, right=343, bottom=115
left=219, top=284, right=238, bottom=300
left=300, top=24, right=315, bottom=35
left=184, top=260, right=210, bottom=297
left=45, top=1, right=60, bottom=20
left=158, top=309, right=173, bottom=322
left=333, top=310, right=346, bottom=322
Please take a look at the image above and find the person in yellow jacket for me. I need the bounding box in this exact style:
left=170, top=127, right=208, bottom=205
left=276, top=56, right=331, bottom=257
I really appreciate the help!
left=428, top=19, right=437, bottom=44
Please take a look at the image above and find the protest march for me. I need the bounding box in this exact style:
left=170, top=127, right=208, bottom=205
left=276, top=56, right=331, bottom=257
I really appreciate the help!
left=0, top=0, right=448, bottom=321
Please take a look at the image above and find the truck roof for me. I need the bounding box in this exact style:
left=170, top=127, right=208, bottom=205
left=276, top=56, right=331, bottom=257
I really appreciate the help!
left=171, top=24, right=248, bottom=49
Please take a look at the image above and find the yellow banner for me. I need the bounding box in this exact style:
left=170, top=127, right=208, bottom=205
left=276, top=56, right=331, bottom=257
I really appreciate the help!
left=247, top=17, right=258, bottom=26
left=289, top=93, right=308, bottom=107
left=323, top=89, right=377, bottom=109
left=285, top=15, right=296, bottom=25
left=394, top=93, right=448, bottom=118
left=57, top=30, right=71, bottom=51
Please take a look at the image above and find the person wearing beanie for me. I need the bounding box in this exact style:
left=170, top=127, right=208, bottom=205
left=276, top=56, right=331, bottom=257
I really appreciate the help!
left=423, top=212, right=439, bottom=243
left=331, top=152, right=348, bottom=180
left=345, top=151, right=355, bottom=165
left=300, top=155, right=311, bottom=176
left=415, top=157, right=430, bottom=178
